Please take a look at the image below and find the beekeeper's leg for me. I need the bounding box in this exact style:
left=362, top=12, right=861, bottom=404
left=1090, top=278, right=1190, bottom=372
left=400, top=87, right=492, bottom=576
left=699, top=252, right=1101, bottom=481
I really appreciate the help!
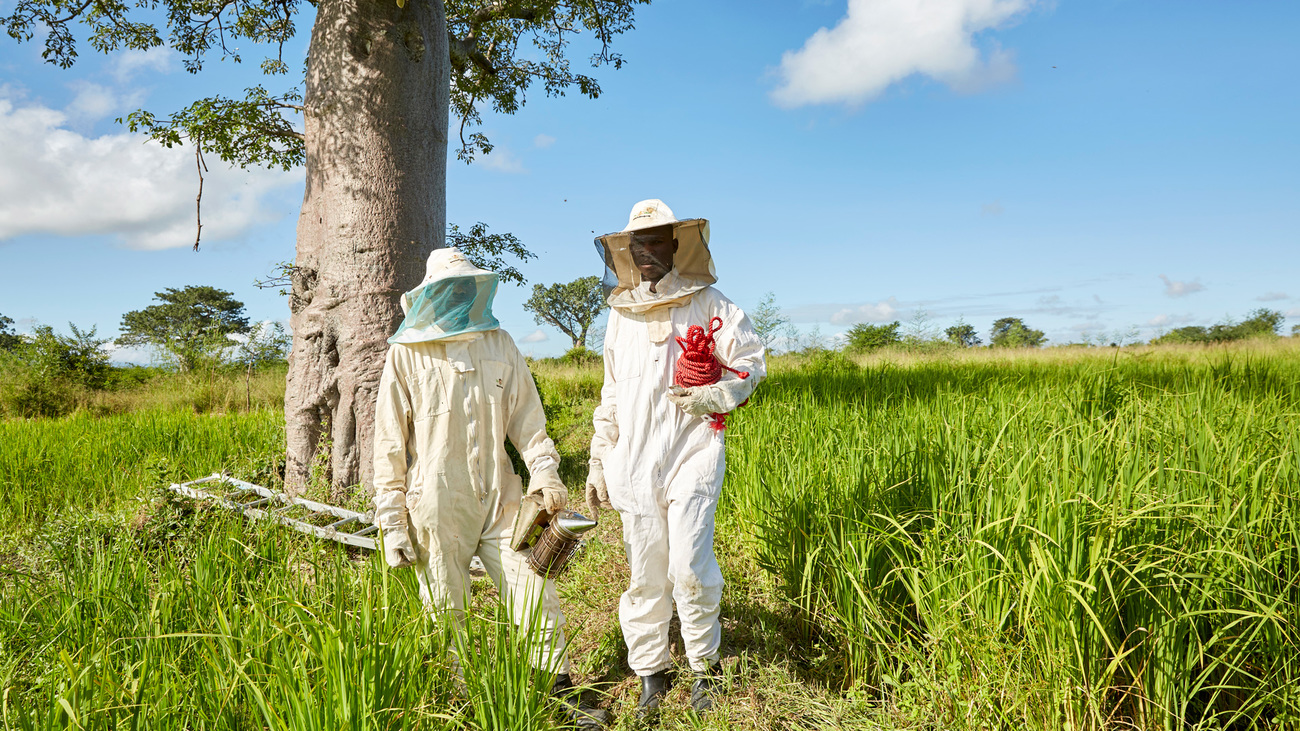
left=665, top=490, right=724, bottom=671
left=411, top=522, right=477, bottom=678
left=478, top=531, right=571, bottom=674
left=617, top=503, right=674, bottom=676
left=664, top=439, right=726, bottom=673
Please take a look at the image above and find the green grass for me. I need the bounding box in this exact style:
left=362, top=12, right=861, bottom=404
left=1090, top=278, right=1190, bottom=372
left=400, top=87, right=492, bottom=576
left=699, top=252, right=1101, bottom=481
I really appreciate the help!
left=2, top=341, right=1298, bottom=729
left=725, top=345, right=1300, bottom=729
left=0, top=410, right=284, bottom=541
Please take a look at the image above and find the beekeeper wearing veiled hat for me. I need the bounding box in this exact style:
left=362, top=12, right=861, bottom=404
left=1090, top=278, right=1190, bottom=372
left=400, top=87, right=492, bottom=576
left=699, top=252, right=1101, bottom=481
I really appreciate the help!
left=372, top=248, right=604, bottom=727
left=586, top=200, right=767, bottom=715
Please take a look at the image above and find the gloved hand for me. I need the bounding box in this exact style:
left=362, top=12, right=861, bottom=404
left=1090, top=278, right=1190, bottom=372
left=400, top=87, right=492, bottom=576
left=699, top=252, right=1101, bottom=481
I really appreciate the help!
left=529, top=469, right=568, bottom=514
left=585, top=460, right=610, bottom=517
left=667, top=385, right=718, bottom=417
left=668, top=378, right=755, bottom=417
left=383, top=528, right=416, bottom=569
left=374, top=489, right=415, bottom=569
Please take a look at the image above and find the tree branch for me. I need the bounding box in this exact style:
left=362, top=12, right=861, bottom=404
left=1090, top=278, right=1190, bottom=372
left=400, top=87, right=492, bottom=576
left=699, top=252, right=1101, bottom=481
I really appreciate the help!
left=449, top=33, right=495, bottom=76
left=469, top=2, right=538, bottom=26
left=193, top=144, right=206, bottom=251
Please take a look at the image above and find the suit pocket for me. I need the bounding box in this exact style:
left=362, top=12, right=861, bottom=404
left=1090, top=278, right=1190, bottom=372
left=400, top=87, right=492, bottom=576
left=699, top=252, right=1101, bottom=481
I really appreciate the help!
left=411, top=367, right=450, bottom=421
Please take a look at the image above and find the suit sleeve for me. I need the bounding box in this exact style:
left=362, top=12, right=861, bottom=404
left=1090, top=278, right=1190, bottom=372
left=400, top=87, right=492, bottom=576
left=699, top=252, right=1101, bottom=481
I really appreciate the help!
left=505, top=341, right=562, bottom=483
left=589, top=314, right=620, bottom=470
left=372, top=346, right=413, bottom=530
left=710, top=297, right=768, bottom=410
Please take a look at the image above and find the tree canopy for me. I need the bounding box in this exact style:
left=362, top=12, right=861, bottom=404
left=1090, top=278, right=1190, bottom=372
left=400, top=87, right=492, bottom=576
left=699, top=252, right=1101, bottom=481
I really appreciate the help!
left=523, top=276, right=606, bottom=349
left=118, top=286, right=251, bottom=370
left=0, top=314, right=20, bottom=351
left=1149, top=308, right=1284, bottom=346
left=945, top=321, right=981, bottom=348
left=4, top=0, right=649, bottom=191
left=990, top=318, right=1046, bottom=348
left=845, top=321, right=901, bottom=352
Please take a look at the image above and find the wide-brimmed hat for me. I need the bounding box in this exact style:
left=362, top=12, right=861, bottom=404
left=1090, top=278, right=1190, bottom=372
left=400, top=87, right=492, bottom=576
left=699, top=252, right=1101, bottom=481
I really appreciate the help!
left=595, top=199, right=716, bottom=296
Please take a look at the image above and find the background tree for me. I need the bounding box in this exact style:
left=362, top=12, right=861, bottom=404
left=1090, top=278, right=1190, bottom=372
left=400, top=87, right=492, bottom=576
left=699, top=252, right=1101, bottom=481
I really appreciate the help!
left=0, top=314, right=20, bottom=351
left=1228, top=308, right=1283, bottom=338
left=232, top=321, right=292, bottom=410
left=1150, top=308, right=1285, bottom=346
left=990, top=318, right=1047, bottom=348
left=21, top=324, right=113, bottom=389
left=750, top=291, right=790, bottom=351
left=845, top=321, right=901, bottom=352
left=118, top=287, right=251, bottom=371
left=945, top=320, right=981, bottom=348
left=524, top=276, right=607, bottom=350
left=1292, top=323, right=1300, bottom=338
left=4, top=0, right=649, bottom=493
left=901, top=309, right=940, bottom=345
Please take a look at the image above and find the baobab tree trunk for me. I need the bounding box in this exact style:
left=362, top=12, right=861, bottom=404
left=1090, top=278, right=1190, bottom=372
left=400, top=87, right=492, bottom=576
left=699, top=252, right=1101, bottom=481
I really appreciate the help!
left=285, top=0, right=448, bottom=496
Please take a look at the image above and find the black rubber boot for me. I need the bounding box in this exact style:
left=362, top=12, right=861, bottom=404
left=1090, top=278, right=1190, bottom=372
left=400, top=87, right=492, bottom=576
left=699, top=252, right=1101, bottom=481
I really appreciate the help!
left=690, top=664, right=722, bottom=713
left=552, top=674, right=610, bottom=730
left=636, top=670, right=672, bottom=718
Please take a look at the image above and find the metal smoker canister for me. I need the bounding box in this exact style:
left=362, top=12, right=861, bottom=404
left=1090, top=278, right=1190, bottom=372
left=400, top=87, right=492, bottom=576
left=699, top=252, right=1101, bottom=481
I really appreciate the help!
left=527, top=511, right=598, bottom=578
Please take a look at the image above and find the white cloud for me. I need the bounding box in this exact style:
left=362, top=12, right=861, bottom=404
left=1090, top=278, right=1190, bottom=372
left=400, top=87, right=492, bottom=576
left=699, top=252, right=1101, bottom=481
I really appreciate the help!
left=771, top=0, right=1034, bottom=108
left=0, top=94, right=298, bottom=250
left=1148, top=313, right=1195, bottom=328
left=66, top=82, right=122, bottom=122
left=520, top=329, right=549, bottom=343
left=1287, top=308, right=1300, bottom=319
left=477, top=146, right=526, bottom=173
left=1159, top=275, right=1205, bottom=298
left=830, top=297, right=900, bottom=325
left=1256, top=292, right=1289, bottom=301
left=111, top=48, right=175, bottom=82
left=981, top=200, right=1004, bottom=216
left=533, top=133, right=556, bottom=148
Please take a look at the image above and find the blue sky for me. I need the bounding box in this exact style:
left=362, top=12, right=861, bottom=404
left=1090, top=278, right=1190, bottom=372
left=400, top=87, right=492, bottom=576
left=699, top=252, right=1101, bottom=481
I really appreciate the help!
left=1, top=0, right=1297, bottom=359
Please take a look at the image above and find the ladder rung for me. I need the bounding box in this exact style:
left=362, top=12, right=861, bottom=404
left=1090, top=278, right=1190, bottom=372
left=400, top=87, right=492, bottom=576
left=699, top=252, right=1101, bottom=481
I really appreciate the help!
left=325, top=515, right=359, bottom=531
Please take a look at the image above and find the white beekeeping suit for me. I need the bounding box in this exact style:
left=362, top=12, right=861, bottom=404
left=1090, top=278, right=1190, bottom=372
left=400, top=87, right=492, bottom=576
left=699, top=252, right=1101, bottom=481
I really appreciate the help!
left=372, top=248, right=571, bottom=674
left=587, top=200, right=766, bottom=706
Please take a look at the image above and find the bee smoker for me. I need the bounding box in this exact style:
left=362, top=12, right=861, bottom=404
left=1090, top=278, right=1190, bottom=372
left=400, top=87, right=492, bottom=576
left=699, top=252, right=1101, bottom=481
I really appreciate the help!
left=511, top=493, right=598, bottom=578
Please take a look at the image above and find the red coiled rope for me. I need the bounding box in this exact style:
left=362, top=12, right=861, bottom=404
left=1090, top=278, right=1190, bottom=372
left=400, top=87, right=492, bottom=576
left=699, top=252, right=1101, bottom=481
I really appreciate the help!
left=674, top=317, right=749, bottom=431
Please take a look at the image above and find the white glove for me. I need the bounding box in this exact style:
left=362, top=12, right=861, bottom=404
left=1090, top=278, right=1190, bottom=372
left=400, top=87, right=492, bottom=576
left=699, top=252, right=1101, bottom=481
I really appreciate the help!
left=585, top=460, right=610, bottom=517
left=668, top=378, right=755, bottom=417
left=382, top=528, right=416, bottom=569
left=528, top=469, right=568, bottom=514
left=667, top=385, right=719, bottom=417
left=374, top=489, right=415, bottom=568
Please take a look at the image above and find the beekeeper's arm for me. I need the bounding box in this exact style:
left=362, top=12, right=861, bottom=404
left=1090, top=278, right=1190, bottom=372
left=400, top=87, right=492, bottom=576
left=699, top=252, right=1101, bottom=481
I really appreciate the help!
left=504, top=344, right=567, bottom=514
left=669, top=301, right=767, bottom=417
left=587, top=317, right=619, bottom=514
left=373, top=347, right=417, bottom=568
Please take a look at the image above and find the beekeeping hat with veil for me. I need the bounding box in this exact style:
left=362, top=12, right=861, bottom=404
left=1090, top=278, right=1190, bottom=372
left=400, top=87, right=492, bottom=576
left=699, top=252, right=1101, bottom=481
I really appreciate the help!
left=595, top=199, right=716, bottom=315
left=388, top=248, right=500, bottom=344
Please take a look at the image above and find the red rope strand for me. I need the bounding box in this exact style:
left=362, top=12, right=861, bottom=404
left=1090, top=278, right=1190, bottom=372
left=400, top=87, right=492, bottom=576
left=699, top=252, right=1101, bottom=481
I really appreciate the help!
left=674, top=317, right=749, bottom=431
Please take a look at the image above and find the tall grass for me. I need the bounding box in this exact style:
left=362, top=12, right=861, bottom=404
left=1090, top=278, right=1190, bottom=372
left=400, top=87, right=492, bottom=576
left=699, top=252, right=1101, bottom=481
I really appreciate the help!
left=0, top=410, right=284, bottom=539
left=4, top=341, right=1298, bottom=729
left=724, top=348, right=1300, bottom=729
left=0, top=507, right=585, bottom=729
left=1, top=511, right=456, bottom=729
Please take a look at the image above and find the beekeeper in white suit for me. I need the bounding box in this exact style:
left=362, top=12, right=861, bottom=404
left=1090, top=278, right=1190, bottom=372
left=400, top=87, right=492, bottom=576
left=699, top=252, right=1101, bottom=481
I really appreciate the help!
left=586, top=200, right=766, bottom=715
left=372, top=248, right=604, bottom=727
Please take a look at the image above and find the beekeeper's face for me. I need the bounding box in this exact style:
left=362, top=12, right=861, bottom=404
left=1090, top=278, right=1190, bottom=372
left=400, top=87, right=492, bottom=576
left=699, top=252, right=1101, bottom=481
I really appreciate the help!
left=628, top=225, right=677, bottom=287
left=446, top=279, right=477, bottom=308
